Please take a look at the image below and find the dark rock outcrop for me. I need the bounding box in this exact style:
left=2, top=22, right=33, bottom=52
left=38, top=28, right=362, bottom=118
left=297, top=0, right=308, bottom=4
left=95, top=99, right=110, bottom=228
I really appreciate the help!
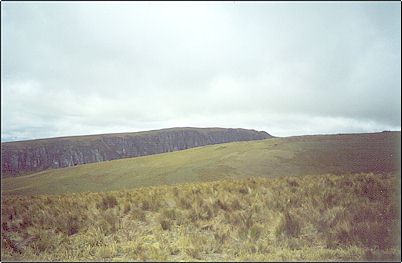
left=1, top=127, right=272, bottom=177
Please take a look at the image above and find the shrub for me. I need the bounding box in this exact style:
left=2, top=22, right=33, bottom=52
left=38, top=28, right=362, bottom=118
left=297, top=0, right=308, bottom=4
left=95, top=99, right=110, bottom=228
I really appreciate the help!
left=189, top=209, right=199, bottom=223
left=160, top=219, right=172, bottom=230
left=141, top=198, right=160, bottom=211
left=276, top=211, right=301, bottom=238
left=2, top=222, right=9, bottom=232
left=214, top=199, right=229, bottom=211
left=199, top=204, right=214, bottom=220
left=123, top=203, right=131, bottom=214
left=141, top=200, right=151, bottom=210
left=359, top=177, right=386, bottom=201
left=161, top=208, right=177, bottom=220
left=191, top=187, right=201, bottom=195
left=214, top=230, right=228, bottom=245
left=30, top=229, right=57, bottom=253
left=238, top=226, right=249, bottom=240
left=97, top=246, right=116, bottom=258
left=66, top=214, right=80, bottom=236
left=249, top=224, right=263, bottom=241
left=351, top=220, right=395, bottom=249
left=100, top=210, right=120, bottom=234
left=130, top=208, right=146, bottom=222
left=179, top=236, right=203, bottom=259
left=231, top=199, right=242, bottom=210
left=185, top=246, right=201, bottom=259
left=239, top=186, right=250, bottom=195
left=2, top=233, right=22, bottom=254
left=287, top=178, right=299, bottom=188
left=97, top=195, right=118, bottom=210
left=241, top=212, right=253, bottom=229
left=172, top=187, right=179, bottom=197
left=178, top=196, right=192, bottom=210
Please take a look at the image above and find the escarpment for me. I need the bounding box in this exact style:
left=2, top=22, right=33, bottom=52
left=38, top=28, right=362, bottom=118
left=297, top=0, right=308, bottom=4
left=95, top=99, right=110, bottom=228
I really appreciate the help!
left=1, top=127, right=272, bottom=177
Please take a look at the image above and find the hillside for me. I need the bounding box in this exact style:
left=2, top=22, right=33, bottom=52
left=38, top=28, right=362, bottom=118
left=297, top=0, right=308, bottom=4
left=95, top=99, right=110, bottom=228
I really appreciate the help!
left=1, top=127, right=271, bottom=177
left=3, top=131, right=400, bottom=196
left=1, top=173, right=400, bottom=261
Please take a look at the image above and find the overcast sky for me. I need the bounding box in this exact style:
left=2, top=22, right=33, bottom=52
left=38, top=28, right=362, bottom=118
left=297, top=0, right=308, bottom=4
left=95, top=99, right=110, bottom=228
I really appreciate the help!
left=1, top=1, right=401, bottom=142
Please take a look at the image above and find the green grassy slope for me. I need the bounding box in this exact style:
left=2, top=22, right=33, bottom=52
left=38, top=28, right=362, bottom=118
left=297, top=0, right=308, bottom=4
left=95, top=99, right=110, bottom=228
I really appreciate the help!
left=1, top=127, right=271, bottom=177
left=2, top=131, right=400, bottom=195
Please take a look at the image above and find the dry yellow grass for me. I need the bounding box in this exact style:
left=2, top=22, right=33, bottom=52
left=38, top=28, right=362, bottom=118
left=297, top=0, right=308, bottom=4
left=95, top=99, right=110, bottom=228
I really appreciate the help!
left=1, top=173, right=400, bottom=261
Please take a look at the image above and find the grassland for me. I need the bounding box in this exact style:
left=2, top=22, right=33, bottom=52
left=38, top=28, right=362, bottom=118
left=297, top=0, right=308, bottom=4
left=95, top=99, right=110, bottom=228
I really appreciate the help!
left=1, top=131, right=401, bottom=261
left=3, top=131, right=400, bottom=195
left=1, top=173, right=400, bottom=261
left=1, top=127, right=271, bottom=177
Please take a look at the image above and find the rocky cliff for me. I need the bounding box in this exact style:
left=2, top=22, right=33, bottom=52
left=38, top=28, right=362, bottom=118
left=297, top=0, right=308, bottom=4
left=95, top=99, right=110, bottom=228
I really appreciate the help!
left=1, top=127, right=272, bottom=177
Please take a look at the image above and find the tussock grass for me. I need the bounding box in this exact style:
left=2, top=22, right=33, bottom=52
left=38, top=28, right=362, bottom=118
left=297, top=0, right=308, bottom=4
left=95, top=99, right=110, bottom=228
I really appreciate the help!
left=1, top=173, right=401, bottom=261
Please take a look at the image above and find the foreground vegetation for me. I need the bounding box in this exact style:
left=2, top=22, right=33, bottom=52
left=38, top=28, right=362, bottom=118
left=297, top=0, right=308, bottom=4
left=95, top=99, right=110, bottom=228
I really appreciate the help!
left=3, top=131, right=400, bottom=195
left=2, top=173, right=400, bottom=261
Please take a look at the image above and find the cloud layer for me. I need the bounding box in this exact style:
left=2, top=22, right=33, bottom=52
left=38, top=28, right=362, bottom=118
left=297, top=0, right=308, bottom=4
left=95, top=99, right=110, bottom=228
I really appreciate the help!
left=2, top=2, right=401, bottom=141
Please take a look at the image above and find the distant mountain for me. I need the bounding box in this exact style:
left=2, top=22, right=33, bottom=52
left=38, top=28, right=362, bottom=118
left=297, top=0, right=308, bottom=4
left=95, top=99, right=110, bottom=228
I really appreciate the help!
left=1, top=127, right=272, bottom=177
left=3, top=131, right=400, bottom=196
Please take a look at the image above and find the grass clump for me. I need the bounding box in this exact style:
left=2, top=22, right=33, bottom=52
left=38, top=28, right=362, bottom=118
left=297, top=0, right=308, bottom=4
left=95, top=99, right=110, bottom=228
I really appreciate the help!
left=129, top=208, right=146, bottom=222
left=97, top=195, right=118, bottom=210
left=1, top=173, right=400, bottom=261
left=276, top=211, right=301, bottom=238
left=66, top=214, right=80, bottom=236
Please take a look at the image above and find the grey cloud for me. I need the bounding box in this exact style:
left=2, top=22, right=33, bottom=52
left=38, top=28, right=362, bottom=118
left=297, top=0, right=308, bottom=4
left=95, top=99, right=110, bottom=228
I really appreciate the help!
left=1, top=2, right=400, bottom=142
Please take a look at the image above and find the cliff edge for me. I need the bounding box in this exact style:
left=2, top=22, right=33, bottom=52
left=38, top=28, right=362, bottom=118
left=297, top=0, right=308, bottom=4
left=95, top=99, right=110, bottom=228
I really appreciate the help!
left=1, top=127, right=272, bottom=177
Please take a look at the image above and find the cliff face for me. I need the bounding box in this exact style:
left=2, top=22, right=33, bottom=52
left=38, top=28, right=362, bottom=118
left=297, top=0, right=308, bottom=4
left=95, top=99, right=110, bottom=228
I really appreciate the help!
left=1, top=127, right=272, bottom=177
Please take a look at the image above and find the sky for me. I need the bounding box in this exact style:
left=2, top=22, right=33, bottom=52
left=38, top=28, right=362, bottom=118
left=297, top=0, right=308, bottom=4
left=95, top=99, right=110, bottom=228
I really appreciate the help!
left=1, top=1, right=401, bottom=142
